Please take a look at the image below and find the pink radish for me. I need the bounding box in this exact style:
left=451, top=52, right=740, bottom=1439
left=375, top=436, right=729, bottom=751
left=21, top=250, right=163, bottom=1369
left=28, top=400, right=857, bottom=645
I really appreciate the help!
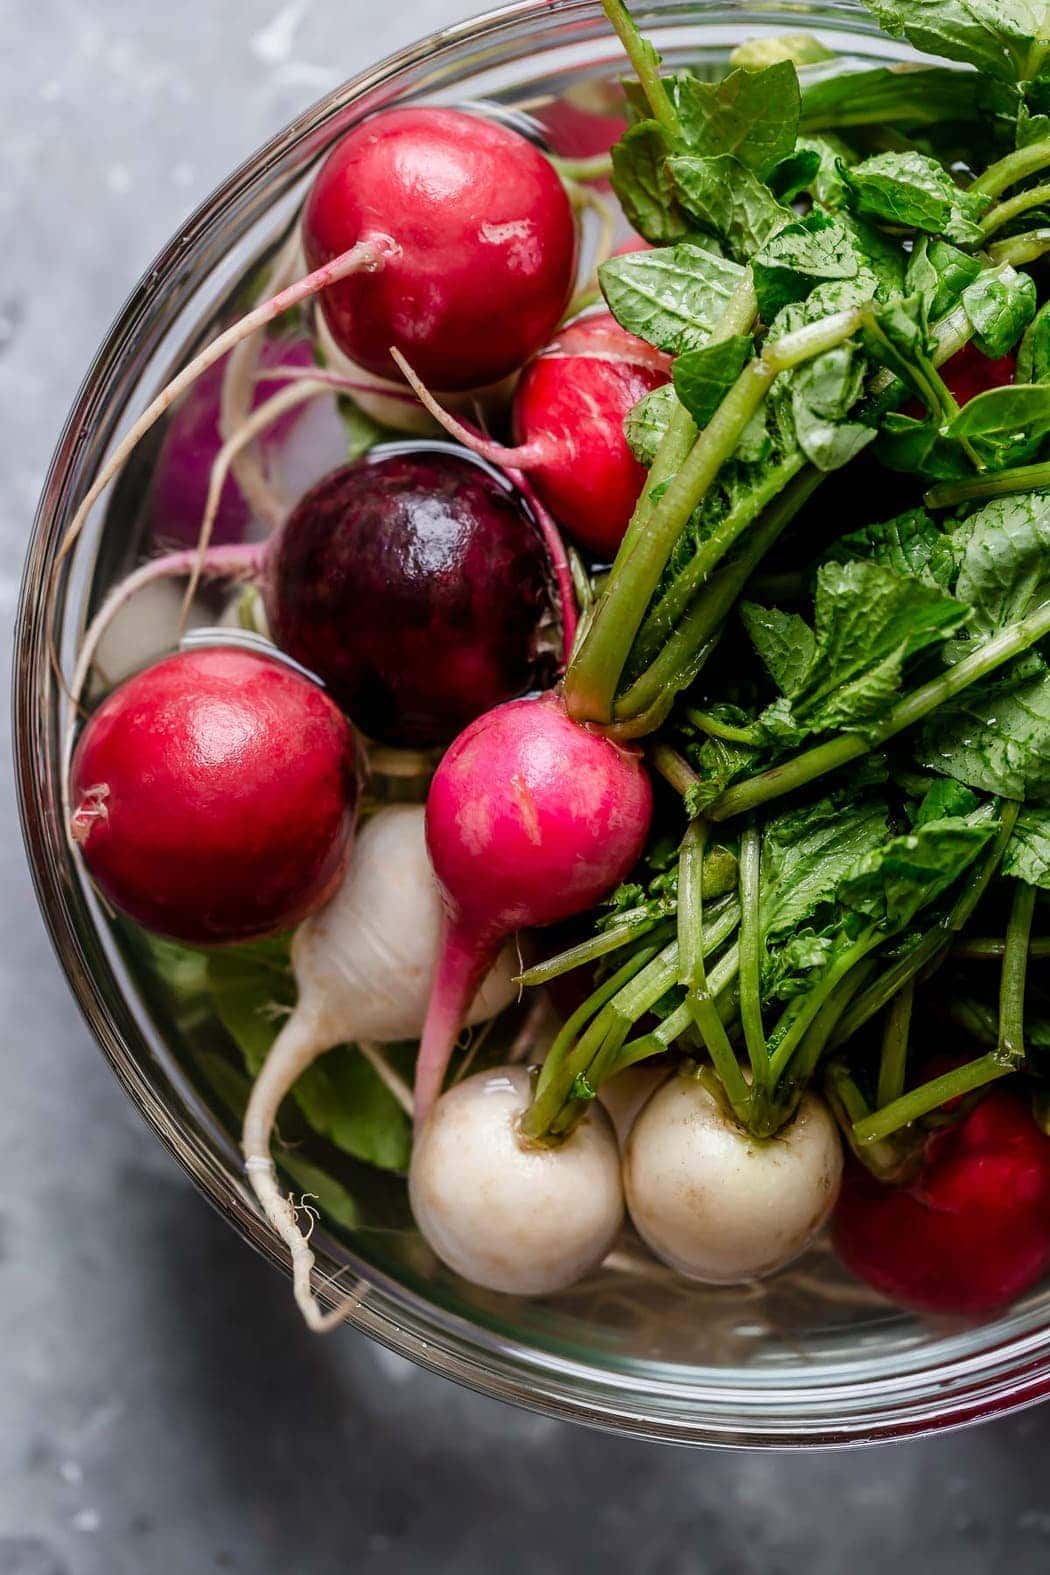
left=416, top=692, right=653, bottom=1124
left=393, top=313, right=671, bottom=558
left=74, top=447, right=571, bottom=748
left=69, top=646, right=357, bottom=945
left=56, top=106, right=579, bottom=600
left=303, top=107, right=578, bottom=391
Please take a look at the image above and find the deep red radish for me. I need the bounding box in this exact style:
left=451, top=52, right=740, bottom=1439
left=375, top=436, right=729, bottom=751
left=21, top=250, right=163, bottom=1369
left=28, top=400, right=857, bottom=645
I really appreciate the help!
left=303, top=107, right=578, bottom=391
left=69, top=647, right=357, bottom=945
left=147, top=336, right=315, bottom=548
left=267, top=449, right=556, bottom=745
left=394, top=313, right=671, bottom=558
left=535, top=96, right=627, bottom=163
left=416, top=692, right=653, bottom=1122
left=612, top=235, right=653, bottom=256
left=832, top=1089, right=1050, bottom=1316
left=74, top=447, right=570, bottom=749
left=905, top=343, right=1016, bottom=420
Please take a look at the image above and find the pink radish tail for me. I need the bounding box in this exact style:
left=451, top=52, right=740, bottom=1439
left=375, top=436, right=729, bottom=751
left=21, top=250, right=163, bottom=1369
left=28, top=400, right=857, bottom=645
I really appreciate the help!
left=414, top=918, right=498, bottom=1127
left=389, top=347, right=547, bottom=471
left=501, top=464, right=578, bottom=667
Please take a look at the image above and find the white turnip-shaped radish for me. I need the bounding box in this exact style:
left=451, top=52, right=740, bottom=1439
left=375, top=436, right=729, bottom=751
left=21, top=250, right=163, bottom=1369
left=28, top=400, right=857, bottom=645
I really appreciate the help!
left=409, top=1065, right=624, bottom=1295
left=242, top=804, right=518, bottom=1329
left=624, top=1076, right=843, bottom=1283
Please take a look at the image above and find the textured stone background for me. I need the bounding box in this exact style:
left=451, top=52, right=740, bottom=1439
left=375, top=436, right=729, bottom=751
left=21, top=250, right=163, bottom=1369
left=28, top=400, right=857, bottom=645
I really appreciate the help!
left=4, top=3, right=1050, bottom=1571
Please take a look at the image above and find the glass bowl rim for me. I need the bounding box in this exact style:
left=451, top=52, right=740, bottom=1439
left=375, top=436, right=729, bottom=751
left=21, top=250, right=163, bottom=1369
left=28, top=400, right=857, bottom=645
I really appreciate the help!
left=15, top=0, right=1050, bottom=1447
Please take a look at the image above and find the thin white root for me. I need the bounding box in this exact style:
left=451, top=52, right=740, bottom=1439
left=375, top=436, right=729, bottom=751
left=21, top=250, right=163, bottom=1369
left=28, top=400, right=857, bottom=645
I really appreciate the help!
left=357, top=1040, right=413, bottom=1116
left=179, top=375, right=339, bottom=630
left=219, top=227, right=305, bottom=529
left=242, top=1006, right=361, bottom=1331
left=53, top=232, right=397, bottom=621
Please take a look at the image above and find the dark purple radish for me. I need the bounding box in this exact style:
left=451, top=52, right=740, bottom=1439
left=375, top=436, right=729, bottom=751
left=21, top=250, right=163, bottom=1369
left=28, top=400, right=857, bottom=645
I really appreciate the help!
left=74, top=447, right=572, bottom=750
left=267, top=449, right=558, bottom=745
left=56, top=105, right=579, bottom=595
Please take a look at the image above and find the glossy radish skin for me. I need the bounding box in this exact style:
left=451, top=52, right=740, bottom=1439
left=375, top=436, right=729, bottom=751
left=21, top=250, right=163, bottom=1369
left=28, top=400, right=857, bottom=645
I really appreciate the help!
left=512, top=314, right=671, bottom=557
left=267, top=449, right=555, bottom=746
left=69, top=647, right=357, bottom=945
left=410, top=1065, right=624, bottom=1295
left=833, top=1089, right=1050, bottom=1316
left=624, top=1077, right=843, bottom=1282
left=303, top=107, right=579, bottom=391
left=415, top=693, right=653, bottom=1122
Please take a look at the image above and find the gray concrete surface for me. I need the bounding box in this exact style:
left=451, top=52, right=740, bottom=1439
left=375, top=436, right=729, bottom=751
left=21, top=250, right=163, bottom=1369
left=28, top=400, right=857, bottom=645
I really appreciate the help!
left=5, top=3, right=1050, bottom=1571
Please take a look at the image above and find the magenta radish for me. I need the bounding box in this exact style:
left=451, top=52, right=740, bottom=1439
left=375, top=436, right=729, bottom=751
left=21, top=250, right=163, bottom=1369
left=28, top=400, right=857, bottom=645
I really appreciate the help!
left=303, top=107, right=578, bottom=391
left=416, top=692, right=653, bottom=1124
left=393, top=312, right=671, bottom=558
left=410, top=1065, right=624, bottom=1295
left=147, top=335, right=315, bottom=548
left=69, top=646, right=357, bottom=945
left=242, top=804, right=518, bottom=1328
left=75, top=447, right=568, bottom=747
left=56, top=106, right=579, bottom=593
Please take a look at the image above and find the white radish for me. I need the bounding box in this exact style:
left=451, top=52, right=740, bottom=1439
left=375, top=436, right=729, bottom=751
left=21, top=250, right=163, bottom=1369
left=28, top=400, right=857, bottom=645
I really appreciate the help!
left=243, top=804, right=518, bottom=1329
left=409, top=1065, right=624, bottom=1296
left=624, top=1075, right=843, bottom=1283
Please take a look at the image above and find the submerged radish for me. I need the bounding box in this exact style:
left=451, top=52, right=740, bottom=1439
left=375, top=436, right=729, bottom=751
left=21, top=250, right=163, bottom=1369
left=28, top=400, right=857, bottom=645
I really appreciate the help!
left=624, top=1076, right=843, bottom=1282
left=416, top=693, right=653, bottom=1123
left=243, top=804, right=518, bottom=1327
left=833, top=1089, right=1050, bottom=1316
left=395, top=313, right=671, bottom=558
left=69, top=647, right=357, bottom=945
left=76, top=447, right=567, bottom=748
left=304, top=107, right=578, bottom=391
left=410, top=1065, right=624, bottom=1295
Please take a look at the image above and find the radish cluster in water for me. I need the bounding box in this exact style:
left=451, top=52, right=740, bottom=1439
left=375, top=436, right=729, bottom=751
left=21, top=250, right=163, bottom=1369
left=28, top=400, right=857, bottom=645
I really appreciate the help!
left=59, top=0, right=1050, bottom=1346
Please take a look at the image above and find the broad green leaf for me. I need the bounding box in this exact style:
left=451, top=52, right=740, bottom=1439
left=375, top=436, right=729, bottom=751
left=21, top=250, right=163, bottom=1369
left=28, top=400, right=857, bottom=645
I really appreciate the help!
left=948, top=382, right=1050, bottom=444
left=752, top=211, right=861, bottom=317
left=781, top=342, right=876, bottom=471
left=861, top=0, right=1048, bottom=84
left=731, top=32, right=834, bottom=69
left=611, top=121, right=699, bottom=246
left=1017, top=300, right=1050, bottom=382
left=799, top=59, right=1020, bottom=125
left=599, top=243, right=746, bottom=353
left=827, top=507, right=959, bottom=588
left=962, top=266, right=1037, bottom=357
left=840, top=150, right=989, bottom=244
left=672, top=334, right=754, bottom=426
left=905, top=237, right=983, bottom=320
left=950, top=493, right=1050, bottom=636
left=669, top=153, right=793, bottom=260
left=1003, top=806, right=1050, bottom=885
left=918, top=666, right=1050, bottom=800
left=624, top=382, right=677, bottom=465
left=672, top=61, right=801, bottom=175
left=760, top=790, right=891, bottom=941
left=838, top=805, right=997, bottom=931
left=740, top=602, right=818, bottom=693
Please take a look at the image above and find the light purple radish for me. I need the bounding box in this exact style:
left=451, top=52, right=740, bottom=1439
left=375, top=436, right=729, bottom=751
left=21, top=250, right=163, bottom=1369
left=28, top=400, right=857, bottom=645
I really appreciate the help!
left=416, top=692, right=653, bottom=1125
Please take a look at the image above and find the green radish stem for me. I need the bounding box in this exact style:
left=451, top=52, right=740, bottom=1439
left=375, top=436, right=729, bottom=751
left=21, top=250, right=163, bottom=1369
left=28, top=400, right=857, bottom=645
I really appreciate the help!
left=830, top=801, right=1020, bottom=1048
left=877, top=980, right=914, bottom=1109
left=708, top=605, right=1050, bottom=819
left=998, top=881, right=1037, bottom=1064
left=679, top=820, right=751, bottom=1118
left=686, top=708, right=763, bottom=745
left=926, top=460, right=1050, bottom=510
left=979, top=179, right=1050, bottom=238
left=737, top=823, right=768, bottom=1088
left=953, top=936, right=1050, bottom=959
left=988, top=228, right=1050, bottom=267
left=971, top=135, right=1050, bottom=197
left=852, top=1055, right=1011, bottom=1145
left=601, top=0, right=682, bottom=142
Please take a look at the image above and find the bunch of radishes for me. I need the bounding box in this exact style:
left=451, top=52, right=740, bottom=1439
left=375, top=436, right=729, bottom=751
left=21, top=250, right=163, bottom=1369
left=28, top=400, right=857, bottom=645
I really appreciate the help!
left=60, top=17, right=1050, bottom=1338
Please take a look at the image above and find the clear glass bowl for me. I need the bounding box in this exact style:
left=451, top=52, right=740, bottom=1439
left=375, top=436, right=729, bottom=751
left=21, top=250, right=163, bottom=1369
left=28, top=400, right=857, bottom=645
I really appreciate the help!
left=16, top=0, right=1050, bottom=1447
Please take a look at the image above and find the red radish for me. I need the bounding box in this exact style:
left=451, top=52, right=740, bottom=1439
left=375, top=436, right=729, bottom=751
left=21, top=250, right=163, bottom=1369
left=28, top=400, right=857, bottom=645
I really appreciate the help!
left=535, top=96, right=627, bottom=164
left=612, top=235, right=653, bottom=256
left=57, top=106, right=578, bottom=588
left=74, top=447, right=570, bottom=749
left=832, top=1089, right=1050, bottom=1316
left=905, top=343, right=1016, bottom=420
left=416, top=692, right=653, bottom=1123
left=394, top=313, right=671, bottom=558
left=69, top=646, right=357, bottom=945
left=303, top=107, right=578, bottom=391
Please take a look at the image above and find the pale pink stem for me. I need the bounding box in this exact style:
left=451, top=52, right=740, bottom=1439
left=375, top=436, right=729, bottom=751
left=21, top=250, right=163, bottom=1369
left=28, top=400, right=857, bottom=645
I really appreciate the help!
left=389, top=347, right=547, bottom=470
left=414, top=918, right=496, bottom=1127
left=56, top=233, right=398, bottom=575
left=388, top=348, right=578, bottom=666
left=259, top=365, right=421, bottom=406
